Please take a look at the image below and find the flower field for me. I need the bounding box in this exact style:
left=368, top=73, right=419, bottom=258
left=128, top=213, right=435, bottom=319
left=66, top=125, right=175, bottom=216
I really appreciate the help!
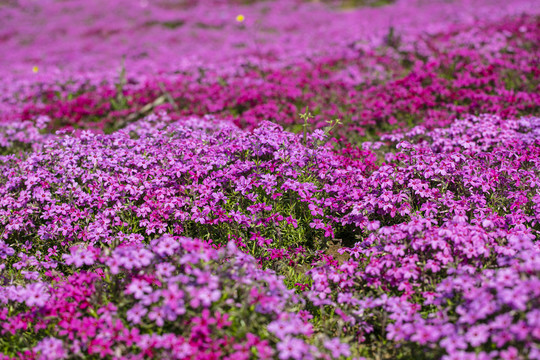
left=0, top=0, right=539, bottom=359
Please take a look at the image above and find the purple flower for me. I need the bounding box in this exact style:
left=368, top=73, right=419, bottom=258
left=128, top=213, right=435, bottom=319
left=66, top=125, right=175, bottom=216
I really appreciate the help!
left=62, top=246, right=96, bottom=267
left=23, top=282, right=50, bottom=307
left=126, top=278, right=153, bottom=299
left=189, top=286, right=221, bottom=308
left=324, top=338, right=351, bottom=358
left=156, top=262, right=175, bottom=277
left=277, top=337, right=309, bottom=360
left=267, top=319, right=299, bottom=340
left=34, top=337, right=66, bottom=360
left=148, top=306, right=166, bottom=326
left=499, top=347, right=521, bottom=360
left=466, top=324, right=490, bottom=347
left=126, top=303, right=148, bottom=324
left=154, top=235, right=180, bottom=257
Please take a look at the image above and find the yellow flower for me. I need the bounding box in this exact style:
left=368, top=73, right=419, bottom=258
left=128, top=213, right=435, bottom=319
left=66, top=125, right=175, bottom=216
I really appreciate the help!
left=32, top=66, right=39, bottom=73
left=236, top=14, right=245, bottom=23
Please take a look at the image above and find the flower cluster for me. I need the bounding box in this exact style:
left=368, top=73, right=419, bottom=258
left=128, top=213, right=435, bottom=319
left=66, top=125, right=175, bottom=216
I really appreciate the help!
left=1, top=2, right=538, bottom=140
left=0, top=0, right=539, bottom=358
left=302, top=115, right=540, bottom=358
left=1, top=113, right=538, bottom=358
left=0, top=114, right=375, bottom=264
left=1, top=236, right=351, bottom=359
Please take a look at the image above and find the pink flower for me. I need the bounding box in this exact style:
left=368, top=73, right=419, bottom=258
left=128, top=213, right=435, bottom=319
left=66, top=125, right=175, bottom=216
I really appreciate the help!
left=277, top=337, right=309, bottom=360
left=148, top=306, right=166, bottom=326
left=23, top=282, right=50, bottom=307
left=126, top=278, right=153, bottom=299
left=500, top=347, right=521, bottom=360
left=189, top=287, right=221, bottom=308
left=267, top=319, right=297, bottom=340
left=35, top=337, right=66, bottom=360
left=154, top=235, right=179, bottom=257
left=62, top=246, right=96, bottom=267
left=324, top=338, right=351, bottom=358
left=126, top=304, right=147, bottom=324
left=466, top=324, right=490, bottom=347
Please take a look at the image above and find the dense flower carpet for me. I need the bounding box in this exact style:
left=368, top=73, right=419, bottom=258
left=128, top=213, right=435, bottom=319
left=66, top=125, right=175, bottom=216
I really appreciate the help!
left=0, top=0, right=539, bottom=359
